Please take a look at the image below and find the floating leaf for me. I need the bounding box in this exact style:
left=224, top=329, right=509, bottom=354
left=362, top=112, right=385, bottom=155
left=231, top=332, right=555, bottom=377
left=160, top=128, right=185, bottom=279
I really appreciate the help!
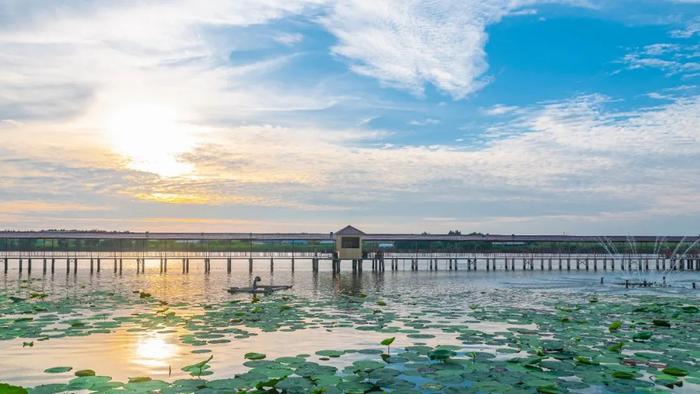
left=244, top=352, right=266, bottom=360
left=662, top=367, right=688, bottom=377
left=44, top=366, right=72, bottom=374
left=128, top=376, right=152, bottom=383
left=0, top=384, right=27, bottom=394
left=633, top=331, right=653, bottom=341
left=612, top=371, right=635, bottom=379
left=74, top=370, right=95, bottom=377
left=315, top=350, right=343, bottom=358
left=608, top=321, right=621, bottom=332
left=652, top=319, right=670, bottom=327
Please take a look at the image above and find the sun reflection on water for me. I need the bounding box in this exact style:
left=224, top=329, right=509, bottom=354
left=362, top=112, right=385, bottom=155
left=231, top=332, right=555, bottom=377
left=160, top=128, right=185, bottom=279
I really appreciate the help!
left=134, top=333, right=178, bottom=368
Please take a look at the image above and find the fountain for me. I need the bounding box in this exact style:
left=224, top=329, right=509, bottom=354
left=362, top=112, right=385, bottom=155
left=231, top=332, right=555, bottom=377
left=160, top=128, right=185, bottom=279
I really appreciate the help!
left=597, top=235, right=699, bottom=289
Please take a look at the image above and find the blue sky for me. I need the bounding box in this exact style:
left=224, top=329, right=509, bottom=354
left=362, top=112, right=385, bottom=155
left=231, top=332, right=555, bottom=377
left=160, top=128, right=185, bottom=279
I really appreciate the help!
left=0, top=0, right=699, bottom=234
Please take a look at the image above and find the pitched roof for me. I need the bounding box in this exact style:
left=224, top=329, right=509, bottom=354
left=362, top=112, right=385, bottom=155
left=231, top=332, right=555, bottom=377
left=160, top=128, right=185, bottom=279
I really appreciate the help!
left=335, top=225, right=365, bottom=236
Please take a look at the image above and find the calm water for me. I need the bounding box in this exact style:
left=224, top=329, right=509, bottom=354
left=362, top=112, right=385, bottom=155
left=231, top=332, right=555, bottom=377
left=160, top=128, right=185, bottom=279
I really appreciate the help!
left=1, top=260, right=699, bottom=390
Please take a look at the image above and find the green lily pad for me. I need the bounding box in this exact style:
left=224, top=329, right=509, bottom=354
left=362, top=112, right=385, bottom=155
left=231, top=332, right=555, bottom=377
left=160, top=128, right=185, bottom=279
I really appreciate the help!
left=662, top=367, right=688, bottom=377
left=43, top=366, right=72, bottom=374
left=74, top=369, right=95, bottom=377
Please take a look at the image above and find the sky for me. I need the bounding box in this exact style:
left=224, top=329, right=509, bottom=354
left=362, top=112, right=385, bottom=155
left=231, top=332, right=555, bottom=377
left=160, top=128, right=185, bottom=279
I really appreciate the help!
left=1, top=0, right=699, bottom=235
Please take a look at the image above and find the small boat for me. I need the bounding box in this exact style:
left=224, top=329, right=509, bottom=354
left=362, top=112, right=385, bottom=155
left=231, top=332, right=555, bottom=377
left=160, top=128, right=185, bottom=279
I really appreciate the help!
left=226, top=276, right=292, bottom=294
left=226, top=285, right=292, bottom=294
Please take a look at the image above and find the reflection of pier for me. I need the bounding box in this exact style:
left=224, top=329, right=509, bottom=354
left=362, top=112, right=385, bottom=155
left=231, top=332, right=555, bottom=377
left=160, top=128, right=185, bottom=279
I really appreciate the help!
left=1, top=229, right=698, bottom=275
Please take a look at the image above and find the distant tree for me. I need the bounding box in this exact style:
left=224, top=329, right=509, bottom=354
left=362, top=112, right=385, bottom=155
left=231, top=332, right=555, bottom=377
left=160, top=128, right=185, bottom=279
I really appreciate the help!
left=447, top=230, right=462, bottom=235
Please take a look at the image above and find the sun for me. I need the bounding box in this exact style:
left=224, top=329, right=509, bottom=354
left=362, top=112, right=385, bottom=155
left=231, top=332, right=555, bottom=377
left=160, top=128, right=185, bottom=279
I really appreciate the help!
left=103, top=104, right=196, bottom=177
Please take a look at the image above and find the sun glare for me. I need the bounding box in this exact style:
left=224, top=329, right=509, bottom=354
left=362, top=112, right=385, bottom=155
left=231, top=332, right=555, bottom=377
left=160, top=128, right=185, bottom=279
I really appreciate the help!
left=103, top=105, right=196, bottom=177
left=135, top=334, right=178, bottom=367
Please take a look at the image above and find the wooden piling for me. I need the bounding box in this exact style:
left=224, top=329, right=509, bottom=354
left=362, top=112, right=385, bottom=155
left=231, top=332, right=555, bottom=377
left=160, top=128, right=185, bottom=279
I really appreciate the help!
left=227, top=258, right=232, bottom=274
left=249, top=258, right=253, bottom=273
left=270, top=257, right=274, bottom=272
left=51, top=259, right=55, bottom=274
left=19, top=258, right=22, bottom=274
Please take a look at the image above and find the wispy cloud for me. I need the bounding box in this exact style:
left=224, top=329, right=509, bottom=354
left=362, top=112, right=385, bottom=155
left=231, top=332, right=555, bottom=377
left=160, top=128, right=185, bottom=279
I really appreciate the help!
left=621, top=42, right=700, bottom=77
left=409, top=118, right=441, bottom=126
left=274, top=32, right=304, bottom=45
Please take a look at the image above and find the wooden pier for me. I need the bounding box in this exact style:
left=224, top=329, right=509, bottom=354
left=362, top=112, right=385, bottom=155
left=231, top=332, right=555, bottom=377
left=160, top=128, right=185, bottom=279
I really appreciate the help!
left=1, top=229, right=698, bottom=275
left=1, top=251, right=699, bottom=275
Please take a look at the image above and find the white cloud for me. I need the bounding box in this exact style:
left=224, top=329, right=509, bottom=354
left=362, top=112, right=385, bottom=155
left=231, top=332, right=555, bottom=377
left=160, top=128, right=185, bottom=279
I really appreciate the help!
left=409, top=118, right=441, bottom=126
left=274, top=32, right=304, bottom=45
left=321, top=0, right=504, bottom=98
left=621, top=42, right=700, bottom=77
left=483, top=104, right=521, bottom=116
left=671, top=17, right=700, bottom=38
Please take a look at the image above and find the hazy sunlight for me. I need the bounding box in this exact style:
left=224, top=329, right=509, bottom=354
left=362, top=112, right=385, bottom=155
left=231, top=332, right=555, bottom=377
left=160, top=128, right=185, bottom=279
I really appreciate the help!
left=103, top=105, right=196, bottom=177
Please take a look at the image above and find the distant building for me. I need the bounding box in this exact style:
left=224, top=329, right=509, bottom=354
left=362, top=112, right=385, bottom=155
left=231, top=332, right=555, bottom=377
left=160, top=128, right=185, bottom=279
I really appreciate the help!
left=334, top=225, right=365, bottom=259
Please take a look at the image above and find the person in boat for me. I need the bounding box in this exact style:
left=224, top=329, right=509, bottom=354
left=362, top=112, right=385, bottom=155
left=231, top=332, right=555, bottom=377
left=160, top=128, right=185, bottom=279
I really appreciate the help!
left=252, top=276, right=262, bottom=291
